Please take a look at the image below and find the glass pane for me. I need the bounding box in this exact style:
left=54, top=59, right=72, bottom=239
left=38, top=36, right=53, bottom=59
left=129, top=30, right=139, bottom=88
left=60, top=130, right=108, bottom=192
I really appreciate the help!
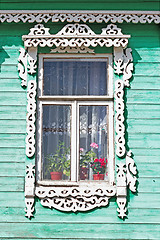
left=43, top=60, right=107, bottom=96
left=42, top=105, right=71, bottom=181
left=79, top=106, right=108, bottom=181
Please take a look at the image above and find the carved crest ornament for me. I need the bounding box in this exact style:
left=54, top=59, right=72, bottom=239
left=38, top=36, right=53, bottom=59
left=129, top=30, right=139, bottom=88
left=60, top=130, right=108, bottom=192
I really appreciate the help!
left=17, top=22, right=137, bottom=219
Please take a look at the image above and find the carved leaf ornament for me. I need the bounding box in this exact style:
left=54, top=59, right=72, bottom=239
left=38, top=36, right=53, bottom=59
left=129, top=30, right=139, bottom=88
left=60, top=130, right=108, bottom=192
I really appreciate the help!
left=19, top=23, right=137, bottom=218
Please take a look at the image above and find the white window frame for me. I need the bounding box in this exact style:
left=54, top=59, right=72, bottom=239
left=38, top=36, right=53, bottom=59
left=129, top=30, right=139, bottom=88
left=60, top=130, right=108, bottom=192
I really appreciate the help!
left=36, top=53, right=115, bottom=186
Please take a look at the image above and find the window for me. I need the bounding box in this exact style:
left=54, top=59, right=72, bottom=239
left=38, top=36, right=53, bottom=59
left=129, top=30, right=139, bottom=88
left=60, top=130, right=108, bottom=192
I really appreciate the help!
left=37, top=54, right=114, bottom=185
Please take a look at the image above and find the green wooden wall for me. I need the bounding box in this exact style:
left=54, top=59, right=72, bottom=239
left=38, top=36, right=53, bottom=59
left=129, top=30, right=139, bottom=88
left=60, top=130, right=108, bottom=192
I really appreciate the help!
left=0, top=0, right=159, bottom=10
left=0, top=5, right=160, bottom=240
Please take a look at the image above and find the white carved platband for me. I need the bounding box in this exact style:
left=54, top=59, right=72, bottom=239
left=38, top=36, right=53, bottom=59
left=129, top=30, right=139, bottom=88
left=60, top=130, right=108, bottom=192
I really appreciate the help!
left=0, top=10, right=159, bottom=24
left=22, top=23, right=130, bottom=48
left=26, top=80, right=37, bottom=158
left=35, top=186, right=116, bottom=212
left=116, top=152, right=137, bottom=219
left=114, top=47, right=133, bottom=158
left=25, top=164, right=35, bottom=219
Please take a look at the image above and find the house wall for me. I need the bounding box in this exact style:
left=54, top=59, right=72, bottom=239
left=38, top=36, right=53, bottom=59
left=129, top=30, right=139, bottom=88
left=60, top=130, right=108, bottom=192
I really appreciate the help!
left=0, top=2, right=160, bottom=239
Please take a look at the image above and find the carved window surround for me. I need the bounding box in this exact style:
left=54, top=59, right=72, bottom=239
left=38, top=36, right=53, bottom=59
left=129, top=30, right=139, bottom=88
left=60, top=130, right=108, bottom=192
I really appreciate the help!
left=0, top=10, right=159, bottom=24
left=18, top=23, right=137, bottom=219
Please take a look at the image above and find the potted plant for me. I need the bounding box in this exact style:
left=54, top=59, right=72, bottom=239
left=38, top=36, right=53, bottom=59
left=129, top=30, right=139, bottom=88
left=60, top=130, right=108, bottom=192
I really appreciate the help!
left=45, top=141, right=70, bottom=180
left=79, top=143, right=98, bottom=180
left=91, top=158, right=107, bottom=180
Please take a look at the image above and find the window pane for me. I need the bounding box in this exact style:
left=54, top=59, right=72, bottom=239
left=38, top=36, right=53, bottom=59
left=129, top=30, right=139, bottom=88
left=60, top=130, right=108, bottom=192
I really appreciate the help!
left=43, top=60, right=107, bottom=96
left=42, top=105, right=71, bottom=181
left=79, top=106, right=108, bottom=181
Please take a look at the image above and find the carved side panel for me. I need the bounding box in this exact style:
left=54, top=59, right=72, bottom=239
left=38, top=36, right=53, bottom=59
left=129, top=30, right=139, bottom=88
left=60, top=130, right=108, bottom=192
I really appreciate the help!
left=114, top=47, right=133, bottom=158
left=26, top=80, right=37, bottom=158
left=126, top=151, right=137, bottom=192
left=116, top=163, right=127, bottom=218
left=18, top=48, right=27, bottom=87
left=25, top=164, right=35, bottom=218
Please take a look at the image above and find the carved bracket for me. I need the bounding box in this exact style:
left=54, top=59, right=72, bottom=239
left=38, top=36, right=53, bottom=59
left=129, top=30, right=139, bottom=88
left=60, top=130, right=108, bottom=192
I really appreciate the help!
left=36, top=186, right=116, bottom=212
left=25, top=164, right=35, bottom=218
left=116, top=152, right=137, bottom=218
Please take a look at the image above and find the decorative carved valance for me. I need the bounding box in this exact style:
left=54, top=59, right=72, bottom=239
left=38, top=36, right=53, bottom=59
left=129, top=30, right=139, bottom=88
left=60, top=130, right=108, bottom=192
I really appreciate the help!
left=0, top=10, right=159, bottom=24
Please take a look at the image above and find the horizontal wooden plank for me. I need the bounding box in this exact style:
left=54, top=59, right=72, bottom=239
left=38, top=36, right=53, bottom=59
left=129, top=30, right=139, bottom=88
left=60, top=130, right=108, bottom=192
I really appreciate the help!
left=135, top=162, right=160, bottom=177
left=127, top=104, right=160, bottom=119
left=0, top=222, right=159, bottom=239
left=0, top=206, right=160, bottom=224
left=127, top=119, right=160, bottom=134
left=0, top=134, right=25, bottom=148
left=0, top=1, right=159, bottom=10
left=0, top=162, right=25, bottom=177
left=0, top=79, right=23, bottom=91
left=138, top=177, right=160, bottom=193
left=128, top=133, right=160, bottom=148
left=130, top=76, right=160, bottom=90
left=126, top=90, right=160, bottom=104
left=132, top=62, right=160, bottom=76
left=132, top=155, right=160, bottom=163
left=0, top=177, right=24, bottom=191
left=0, top=92, right=26, bottom=105
left=0, top=105, right=26, bottom=119
left=133, top=48, right=160, bottom=63
left=0, top=155, right=25, bottom=163
left=0, top=120, right=26, bottom=133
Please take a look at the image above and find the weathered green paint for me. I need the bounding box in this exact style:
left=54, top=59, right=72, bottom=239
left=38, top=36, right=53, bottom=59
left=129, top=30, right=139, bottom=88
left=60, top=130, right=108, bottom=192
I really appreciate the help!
left=0, top=0, right=159, bottom=10
left=0, top=4, right=160, bottom=240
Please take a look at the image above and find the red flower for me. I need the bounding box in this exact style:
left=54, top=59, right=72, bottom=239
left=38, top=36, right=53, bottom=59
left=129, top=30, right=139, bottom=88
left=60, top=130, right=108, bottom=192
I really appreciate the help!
left=94, top=159, right=99, bottom=163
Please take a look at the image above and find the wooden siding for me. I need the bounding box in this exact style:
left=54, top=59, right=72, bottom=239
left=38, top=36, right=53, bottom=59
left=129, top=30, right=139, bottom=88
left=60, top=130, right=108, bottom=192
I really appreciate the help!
left=0, top=20, right=160, bottom=240
left=0, top=0, right=159, bottom=11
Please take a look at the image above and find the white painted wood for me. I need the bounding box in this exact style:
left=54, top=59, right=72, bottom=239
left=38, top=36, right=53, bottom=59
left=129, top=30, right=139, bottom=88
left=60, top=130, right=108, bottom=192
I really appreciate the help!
left=26, top=80, right=37, bottom=158
left=25, top=163, right=35, bottom=219
left=35, top=185, right=116, bottom=212
left=0, top=10, right=159, bottom=24
left=18, top=48, right=27, bottom=87
left=22, top=23, right=130, bottom=49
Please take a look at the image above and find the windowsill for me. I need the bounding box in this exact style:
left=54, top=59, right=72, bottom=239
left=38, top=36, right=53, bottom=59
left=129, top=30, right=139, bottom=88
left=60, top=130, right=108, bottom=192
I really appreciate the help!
left=36, top=180, right=112, bottom=187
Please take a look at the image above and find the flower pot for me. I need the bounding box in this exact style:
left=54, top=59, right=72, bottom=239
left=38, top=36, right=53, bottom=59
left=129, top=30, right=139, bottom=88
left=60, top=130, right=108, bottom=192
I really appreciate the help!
left=93, top=174, right=104, bottom=180
left=50, top=172, right=62, bottom=180
left=80, top=167, right=88, bottom=180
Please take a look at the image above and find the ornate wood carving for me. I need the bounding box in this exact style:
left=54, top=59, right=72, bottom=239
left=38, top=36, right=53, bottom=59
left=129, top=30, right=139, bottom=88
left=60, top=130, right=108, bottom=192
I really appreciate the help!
left=25, top=164, right=35, bottom=218
left=27, top=47, right=37, bottom=75
left=116, top=152, right=137, bottom=219
left=114, top=47, right=133, bottom=158
left=0, top=10, right=159, bottom=24
left=26, top=80, right=37, bottom=158
left=18, top=48, right=28, bottom=87
left=20, top=22, right=137, bottom=218
left=22, top=23, right=130, bottom=49
left=36, top=186, right=116, bottom=212
left=51, top=46, right=95, bottom=53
